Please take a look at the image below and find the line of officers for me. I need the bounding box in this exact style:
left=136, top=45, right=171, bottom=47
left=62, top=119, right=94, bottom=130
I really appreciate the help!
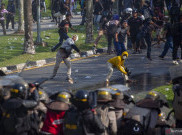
left=0, top=75, right=175, bottom=135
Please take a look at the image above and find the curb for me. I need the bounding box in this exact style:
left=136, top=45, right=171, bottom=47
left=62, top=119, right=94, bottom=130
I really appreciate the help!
left=0, top=47, right=107, bottom=74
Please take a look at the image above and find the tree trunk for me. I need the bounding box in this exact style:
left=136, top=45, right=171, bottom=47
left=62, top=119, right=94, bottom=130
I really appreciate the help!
left=85, top=0, right=94, bottom=43
left=24, top=0, right=35, bottom=54
left=17, top=0, right=24, bottom=33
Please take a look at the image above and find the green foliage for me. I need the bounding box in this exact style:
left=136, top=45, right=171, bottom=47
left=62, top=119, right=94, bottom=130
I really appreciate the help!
left=0, top=25, right=107, bottom=67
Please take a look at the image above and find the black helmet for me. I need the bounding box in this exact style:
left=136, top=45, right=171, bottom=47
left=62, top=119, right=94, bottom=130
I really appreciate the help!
left=10, top=83, right=28, bottom=99
left=56, top=91, right=71, bottom=104
left=39, top=90, right=49, bottom=104
left=75, top=90, right=89, bottom=102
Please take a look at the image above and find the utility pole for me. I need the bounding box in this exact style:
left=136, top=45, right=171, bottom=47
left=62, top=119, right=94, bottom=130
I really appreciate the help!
left=36, top=0, right=42, bottom=43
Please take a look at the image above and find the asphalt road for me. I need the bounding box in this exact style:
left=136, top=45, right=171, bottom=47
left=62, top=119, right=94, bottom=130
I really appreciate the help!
left=12, top=45, right=178, bottom=95
left=0, top=15, right=82, bottom=36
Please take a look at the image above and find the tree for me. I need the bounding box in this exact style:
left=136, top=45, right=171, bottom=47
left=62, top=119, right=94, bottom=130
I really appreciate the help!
left=23, top=0, right=35, bottom=54
left=17, top=0, right=24, bottom=33
left=85, top=0, right=94, bottom=43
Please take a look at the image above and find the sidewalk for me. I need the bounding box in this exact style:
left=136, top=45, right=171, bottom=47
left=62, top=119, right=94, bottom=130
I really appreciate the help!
left=0, top=15, right=82, bottom=36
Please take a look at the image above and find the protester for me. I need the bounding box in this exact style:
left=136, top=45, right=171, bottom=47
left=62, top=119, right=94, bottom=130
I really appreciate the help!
left=106, top=15, right=120, bottom=54
left=135, top=18, right=158, bottom=60
left=6, top=0, right=15, bottom=30
left=50, top=35, right=81, bottom=84
left=51, top=14, right=77, bottom=52
left=115, top=20, right=130, bottom=56
left=93, top=15, right=109, bottom=53
left=159, top=16, right=173, bottom=59
left=106, top=51, right=131, bottom=85
left=128, top=9, right=143, bottom=53
left=0, top=3, right=8, bottom=35
left=172, top=14, right=182, bottom=65
left=93, top=0, right=103, bottom=30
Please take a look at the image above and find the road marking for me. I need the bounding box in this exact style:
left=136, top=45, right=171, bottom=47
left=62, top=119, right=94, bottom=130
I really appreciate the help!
left=8, top=53, right=105, bottom=74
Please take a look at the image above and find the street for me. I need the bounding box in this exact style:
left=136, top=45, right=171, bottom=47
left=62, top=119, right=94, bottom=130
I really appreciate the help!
left=0, top=14, right=82, bottom=36
left=12, top=46, right=174, bottom=95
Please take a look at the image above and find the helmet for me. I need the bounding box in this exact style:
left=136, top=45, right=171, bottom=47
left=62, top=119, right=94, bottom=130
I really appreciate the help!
left=112, top=14, right=119, bottom=20
left=39, top=90, right=49, bottom=104
left=112, top=91, right=124, bottom=100
left=145, top=91, right=160, bottom=101
left=75, top=90, right=89, bottom=102
left=97, top=90, right=112, bottom=101
left=10, top=83, right=28, bottom=99
left=57, top=91, right=71, bottom=104
left=125, top=8, right=133, bottom=14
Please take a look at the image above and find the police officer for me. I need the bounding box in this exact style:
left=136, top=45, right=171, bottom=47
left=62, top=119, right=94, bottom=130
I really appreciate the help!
left=109, top=91, right=125, bottom=127
left=0, top=78, right=39, bottom=135
left=64, top=90, right=105, bottom=135
left=41, top=91, right=71, bottom=135
left=170, top=66, right=182, bottom=128
left=96, top=90, right=117, bottom=135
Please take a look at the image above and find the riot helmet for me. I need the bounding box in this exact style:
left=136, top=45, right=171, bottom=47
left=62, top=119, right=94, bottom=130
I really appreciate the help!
left=10, top=83, right=28, bottom=99
left=97, top=90, right=112, bottom=102
left=56, top=91, right=71, bottom=104
left=145, top=91, right=160, bottom=101
left=74, top=90, right=89, bottom=110
left=39, top=90, right=50, bottom=104
left=112, top=91, right=124, bottom=100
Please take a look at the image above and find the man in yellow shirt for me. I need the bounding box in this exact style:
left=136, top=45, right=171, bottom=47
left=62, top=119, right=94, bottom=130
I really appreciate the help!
left=106, top=51, right=131, bottom=84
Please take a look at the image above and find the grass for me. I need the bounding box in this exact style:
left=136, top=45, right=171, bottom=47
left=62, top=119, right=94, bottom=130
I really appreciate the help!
left=0, top=25, right=107, bottom=67
left=153, top=85, right=173, bottom=107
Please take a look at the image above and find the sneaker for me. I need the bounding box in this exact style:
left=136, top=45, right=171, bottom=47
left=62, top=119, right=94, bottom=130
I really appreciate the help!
left=173, top=60, right=179, bottom=65
left=66, top=77, right=74, bottom=84
left=105, top=79, right=109, bottom=87
left=159, top=55, right=164, bottom=60
left=138, top=50, right=142, bottom=54
left=147, top=57, right=152, bottom=61
left=50, top=74, right=56, bottom=79
left=92, top=45, right=97, bottom=54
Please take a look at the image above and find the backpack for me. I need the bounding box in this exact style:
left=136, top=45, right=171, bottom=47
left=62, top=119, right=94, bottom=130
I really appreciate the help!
left=125, top=106, right=158, bottom=131
left=107, top=20, right=118, bottom=35
left=64, top=109, right=84, bottom=135
left=172, top=85, right=182, bottom=120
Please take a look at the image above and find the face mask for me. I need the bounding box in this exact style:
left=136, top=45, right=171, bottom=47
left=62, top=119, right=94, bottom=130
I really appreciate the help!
left=123, top=56, right=127, bottom=60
